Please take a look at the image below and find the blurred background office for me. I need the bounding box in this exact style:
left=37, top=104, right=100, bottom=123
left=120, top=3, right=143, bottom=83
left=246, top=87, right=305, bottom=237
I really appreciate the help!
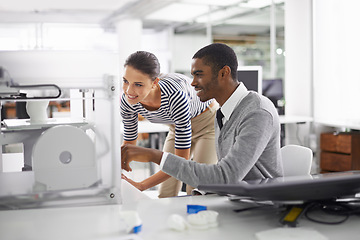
left=1, top=0, right=360, bottom=182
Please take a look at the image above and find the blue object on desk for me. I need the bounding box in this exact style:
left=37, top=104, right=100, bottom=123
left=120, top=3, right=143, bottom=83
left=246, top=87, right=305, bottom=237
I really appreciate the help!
left=187, top=204, right=207, bottom=214
left=132, top=224, right=142, bottom=234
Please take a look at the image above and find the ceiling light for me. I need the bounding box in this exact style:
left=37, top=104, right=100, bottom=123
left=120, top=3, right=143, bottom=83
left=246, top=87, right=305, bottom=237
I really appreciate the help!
left=240, top=0, right=284, bottom=9
left=195, top=7, right=249, bottom=23
left=146, top=3, right=209, bottom=22
left=181, top=0, right=241, bottom=6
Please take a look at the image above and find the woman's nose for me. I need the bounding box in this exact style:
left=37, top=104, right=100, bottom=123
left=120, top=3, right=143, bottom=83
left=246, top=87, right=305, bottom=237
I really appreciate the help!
left=124, top=84, right=133, bottom=94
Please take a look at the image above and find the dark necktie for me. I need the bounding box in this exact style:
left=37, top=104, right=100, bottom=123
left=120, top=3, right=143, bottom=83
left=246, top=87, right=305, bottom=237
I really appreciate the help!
left=216, top=109, right=224, bottom=129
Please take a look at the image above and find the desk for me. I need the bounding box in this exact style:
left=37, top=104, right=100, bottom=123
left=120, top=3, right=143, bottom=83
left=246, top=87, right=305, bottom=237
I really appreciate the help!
left=138, top=121, right=169, bottom=178
left=1, top=194, right=359, bottom=240
left=279, top=115, right=313, bottom=147
left=279, top=115, right=313, bottom=124
left=121, top=120, right=169, bottom=149
left=137, top=120, right=169, bottom=134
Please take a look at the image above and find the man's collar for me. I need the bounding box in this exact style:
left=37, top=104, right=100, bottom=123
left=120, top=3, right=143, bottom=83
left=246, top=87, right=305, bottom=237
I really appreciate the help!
left=220, top=82, right=249, bottom=121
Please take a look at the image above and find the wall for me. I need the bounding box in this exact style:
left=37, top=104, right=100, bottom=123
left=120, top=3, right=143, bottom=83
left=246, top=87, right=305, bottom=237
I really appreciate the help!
left=142, top=31, right=209, bottom=75
left=284, top=0, right=313, bottom=150
left=142, top=28, right=173, bottom=73
left=284, top=0, right=313, bottom=118
left=172, top=34, right=210, bottom=75
left=284, top=0, right=360, bottom=173
left=0, top=50, right=119, bottom=88
left=313, top=0, right=360, bottom=130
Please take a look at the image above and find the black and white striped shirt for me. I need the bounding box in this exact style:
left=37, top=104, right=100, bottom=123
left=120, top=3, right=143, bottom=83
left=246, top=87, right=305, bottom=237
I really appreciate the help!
left=121, top=73, right=212, bottom=149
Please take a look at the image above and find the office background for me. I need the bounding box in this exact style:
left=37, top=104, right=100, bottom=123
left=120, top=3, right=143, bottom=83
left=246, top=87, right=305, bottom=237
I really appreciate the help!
left=1, top=0, right=359, bottom=175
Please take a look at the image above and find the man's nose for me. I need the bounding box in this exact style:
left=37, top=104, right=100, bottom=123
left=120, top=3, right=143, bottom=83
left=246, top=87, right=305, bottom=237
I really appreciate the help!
left=191, top=77, right=197, bottom=87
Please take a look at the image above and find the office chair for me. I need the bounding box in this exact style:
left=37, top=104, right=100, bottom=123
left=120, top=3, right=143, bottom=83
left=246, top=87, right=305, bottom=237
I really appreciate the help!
left=281, top=144, right=313, bottom=176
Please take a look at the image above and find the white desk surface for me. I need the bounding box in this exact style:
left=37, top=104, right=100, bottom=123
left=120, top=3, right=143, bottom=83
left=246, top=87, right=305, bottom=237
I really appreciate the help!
left=120, top=120, right=169, bottom=134
left=138, top=120, right=169, bottom=134
left=279, top=115, right=313, bottom=124
left=139, top=116, right=313, bottom=132
left=124, top=116, right=313, bottom=134
left=1, top=193, right=359, bottom=240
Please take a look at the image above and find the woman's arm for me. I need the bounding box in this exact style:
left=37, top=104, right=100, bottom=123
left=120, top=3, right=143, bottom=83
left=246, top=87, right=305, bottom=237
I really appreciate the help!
left=122, top=139, right=137, bottom=146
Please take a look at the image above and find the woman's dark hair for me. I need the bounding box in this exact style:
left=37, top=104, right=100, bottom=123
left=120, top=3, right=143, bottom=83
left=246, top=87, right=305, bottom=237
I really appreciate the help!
left=124, top=51, right=160, bottom=80
left=192, top=43, right=238, bottom=81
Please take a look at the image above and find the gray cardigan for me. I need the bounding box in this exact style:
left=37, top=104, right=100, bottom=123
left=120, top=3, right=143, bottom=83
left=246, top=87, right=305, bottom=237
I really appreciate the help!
left=162, top=91, right=283, bottom=187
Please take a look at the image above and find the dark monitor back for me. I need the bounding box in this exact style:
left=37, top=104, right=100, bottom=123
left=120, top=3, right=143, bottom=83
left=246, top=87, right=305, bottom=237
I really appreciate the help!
left=262, top=78, right=285, bottom=115
left=198, top=171, right=360, bottom=202
left=237, top=70, right=259, bottom=93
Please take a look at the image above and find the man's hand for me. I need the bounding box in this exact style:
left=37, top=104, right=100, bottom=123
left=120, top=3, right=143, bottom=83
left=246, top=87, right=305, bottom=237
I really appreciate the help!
left=121, top=144, right=163, bottom=172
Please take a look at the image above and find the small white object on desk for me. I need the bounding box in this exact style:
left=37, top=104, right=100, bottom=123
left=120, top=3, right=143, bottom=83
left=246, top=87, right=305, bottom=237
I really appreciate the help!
left=167, top=214, right=188, bottom=231
left=187, top=210, right=219, bottom=229
left=167, top=210, right=219, bottom=232
left=119, top=210, right=143, bottom=234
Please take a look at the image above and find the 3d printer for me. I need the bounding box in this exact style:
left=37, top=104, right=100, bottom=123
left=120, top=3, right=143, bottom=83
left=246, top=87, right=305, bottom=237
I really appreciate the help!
left=0, top=50, right=121, bottom=209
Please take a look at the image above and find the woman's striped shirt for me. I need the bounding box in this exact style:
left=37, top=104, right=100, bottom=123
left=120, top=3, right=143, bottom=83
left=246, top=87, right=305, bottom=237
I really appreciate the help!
left=121, top=73, right=212, bottom=149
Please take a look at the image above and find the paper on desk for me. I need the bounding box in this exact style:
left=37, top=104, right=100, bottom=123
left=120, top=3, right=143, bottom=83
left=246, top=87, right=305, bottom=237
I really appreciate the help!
left=121, top=179, right=151, bottom=204
left=98, top=234, right=144, bottom=240
left=255, top=227, right=328, bottom=240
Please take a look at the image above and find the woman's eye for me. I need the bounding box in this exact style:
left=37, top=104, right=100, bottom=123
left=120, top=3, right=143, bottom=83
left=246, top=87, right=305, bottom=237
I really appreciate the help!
left=135, top=84, right=143, bottom=87
left=123, top=79, right=128, bottom=84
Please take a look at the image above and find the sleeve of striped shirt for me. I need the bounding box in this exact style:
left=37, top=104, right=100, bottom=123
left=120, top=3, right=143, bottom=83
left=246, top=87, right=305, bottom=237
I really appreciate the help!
left=168, top=91, right=192, bottom=149
left=120, top=94, right=139, bottom=142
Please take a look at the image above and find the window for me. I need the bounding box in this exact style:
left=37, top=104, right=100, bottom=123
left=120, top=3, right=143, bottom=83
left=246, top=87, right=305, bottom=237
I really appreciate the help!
left=0, top=23, right=117, bottom=51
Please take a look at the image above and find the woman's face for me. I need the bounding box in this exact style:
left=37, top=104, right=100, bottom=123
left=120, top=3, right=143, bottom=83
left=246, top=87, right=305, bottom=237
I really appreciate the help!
left=122, top=65, right=157, bottom=105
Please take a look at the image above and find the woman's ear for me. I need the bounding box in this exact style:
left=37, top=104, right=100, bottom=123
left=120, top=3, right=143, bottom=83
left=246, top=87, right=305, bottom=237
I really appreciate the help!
left=152, top=77, right=160, bottom=89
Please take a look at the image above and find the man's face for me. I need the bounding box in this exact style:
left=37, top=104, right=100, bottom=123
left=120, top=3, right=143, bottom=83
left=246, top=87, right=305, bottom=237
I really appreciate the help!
left=190, top=58, right=219, bottom=102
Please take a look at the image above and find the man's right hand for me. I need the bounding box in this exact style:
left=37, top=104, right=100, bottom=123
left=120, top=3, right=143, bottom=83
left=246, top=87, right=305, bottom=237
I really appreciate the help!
left=121, top=144, right=163, bottom=172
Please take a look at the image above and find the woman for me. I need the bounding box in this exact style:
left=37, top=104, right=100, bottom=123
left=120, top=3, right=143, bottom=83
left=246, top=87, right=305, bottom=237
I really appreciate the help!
left=121, top=51, right=218, bottom=198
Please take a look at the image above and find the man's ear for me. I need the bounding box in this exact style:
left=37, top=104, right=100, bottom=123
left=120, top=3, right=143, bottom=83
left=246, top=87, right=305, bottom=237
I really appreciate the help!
left=219, top=66, right=231, bottom=79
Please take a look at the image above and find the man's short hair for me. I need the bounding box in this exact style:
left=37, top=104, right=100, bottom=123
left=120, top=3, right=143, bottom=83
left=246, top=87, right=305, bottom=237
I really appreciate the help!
left=193, top=43, right=238, bottom=81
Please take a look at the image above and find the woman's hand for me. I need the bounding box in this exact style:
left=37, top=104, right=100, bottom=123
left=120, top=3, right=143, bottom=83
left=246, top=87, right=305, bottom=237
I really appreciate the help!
left=122, top=174, right=145, bottom=191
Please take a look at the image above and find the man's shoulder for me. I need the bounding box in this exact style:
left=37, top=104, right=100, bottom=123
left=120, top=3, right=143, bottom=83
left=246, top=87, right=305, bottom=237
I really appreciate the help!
left=241, top=92, right=277, bottom=113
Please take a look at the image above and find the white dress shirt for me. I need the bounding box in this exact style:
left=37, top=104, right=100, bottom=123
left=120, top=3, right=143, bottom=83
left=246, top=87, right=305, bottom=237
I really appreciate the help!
left=218, top=82, right=249, bottom=125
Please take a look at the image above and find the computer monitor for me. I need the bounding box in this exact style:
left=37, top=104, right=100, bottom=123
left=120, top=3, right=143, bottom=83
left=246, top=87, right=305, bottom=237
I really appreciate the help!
left=198, top=171, right=360, bottom=202
left=262, top=78, right=285, bottom=115
left=237, top=66, right=262, bottom=95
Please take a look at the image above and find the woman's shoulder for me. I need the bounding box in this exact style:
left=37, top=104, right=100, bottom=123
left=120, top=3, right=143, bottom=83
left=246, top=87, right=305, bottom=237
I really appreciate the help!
left=159, top=73, right=192, bottom=93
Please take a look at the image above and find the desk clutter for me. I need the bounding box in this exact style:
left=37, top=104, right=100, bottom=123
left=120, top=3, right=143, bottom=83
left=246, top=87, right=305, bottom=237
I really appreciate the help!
left=167, top=204, right=219, bottom=231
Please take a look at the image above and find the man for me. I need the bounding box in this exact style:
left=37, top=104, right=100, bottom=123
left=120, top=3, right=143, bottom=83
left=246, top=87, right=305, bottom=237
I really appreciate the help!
left=122, top=43, right=283, bottom=188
